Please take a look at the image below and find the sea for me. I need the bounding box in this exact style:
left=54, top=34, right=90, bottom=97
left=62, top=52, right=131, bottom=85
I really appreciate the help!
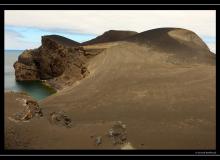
left=4, top=50, right=56, bottom=100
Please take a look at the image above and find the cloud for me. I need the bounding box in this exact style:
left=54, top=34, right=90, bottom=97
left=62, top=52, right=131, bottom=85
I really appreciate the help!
left=5, top=10, right=216, bottom=36
left=5, top=28, right=24, bottom=39
left=5, top=25, right=96, bottom=49
left=5, top=29, right=40, bottom=49
left=4, top=10, right=216, bottom=52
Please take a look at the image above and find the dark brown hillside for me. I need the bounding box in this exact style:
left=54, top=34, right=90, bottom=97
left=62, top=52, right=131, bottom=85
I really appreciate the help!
left=42, top=35, right=80, bottom=47
left=82, top=30, right=138, bottom=45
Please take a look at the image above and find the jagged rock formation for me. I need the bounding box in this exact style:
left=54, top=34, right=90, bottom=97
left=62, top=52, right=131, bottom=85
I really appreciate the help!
left=48, top=111, right=72, bottom=128
left=14, top=31, right=139, bottom=90
left=14, top=35, right=90, bottom=90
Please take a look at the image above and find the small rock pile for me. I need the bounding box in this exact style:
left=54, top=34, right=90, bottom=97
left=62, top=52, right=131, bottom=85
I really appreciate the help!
left=95, top=136, right=102, bottom=146
left=91, top=121, right=128, bottom=146
left=13, top=100, right=43, bottom=121
left=49, top=111, right=72, bottom=128
left=108, top=121, right=127, bottom=145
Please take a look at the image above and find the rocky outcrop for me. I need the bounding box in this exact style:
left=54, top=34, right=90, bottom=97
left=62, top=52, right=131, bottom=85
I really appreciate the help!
left=14, top=61, right=40, bottom=81
left=14, top=35, right=94, bottom=90
left=14, top=28, right=215, bottom=91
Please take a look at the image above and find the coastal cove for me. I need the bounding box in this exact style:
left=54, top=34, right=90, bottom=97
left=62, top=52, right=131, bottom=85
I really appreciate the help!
left=4, top=50, right=56, bottom=100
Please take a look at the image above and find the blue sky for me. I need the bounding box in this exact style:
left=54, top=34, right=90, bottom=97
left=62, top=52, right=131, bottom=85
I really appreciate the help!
left=6, top=25, right=96, bottom=43
left=5, top=25, right=97, bottom=50
left=5, top=10, right=216, bottom=53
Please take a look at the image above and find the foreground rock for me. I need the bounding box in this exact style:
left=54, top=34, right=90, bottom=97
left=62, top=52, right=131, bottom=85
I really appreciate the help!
left=7, top=92, right=43, bottom=122
left=95, top=136, right=102, bottom=146
left=10, top=100, right=43, bottom=122
left=108, top=121, right=127, bottom=145
left=48, top=111, right=72, bottom=128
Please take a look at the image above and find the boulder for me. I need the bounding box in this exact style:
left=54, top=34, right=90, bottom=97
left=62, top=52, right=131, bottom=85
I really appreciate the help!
left=108, top=121, right=127, bottom=145
left=49, top=111, right=72, bottom=128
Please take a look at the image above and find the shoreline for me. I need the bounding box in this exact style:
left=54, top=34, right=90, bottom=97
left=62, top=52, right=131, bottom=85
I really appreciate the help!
left=5, top=79, right=57, bottom=101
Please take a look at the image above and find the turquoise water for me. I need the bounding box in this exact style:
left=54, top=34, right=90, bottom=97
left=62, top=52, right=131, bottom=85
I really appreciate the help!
left=4, top=50, right=55, bottom=100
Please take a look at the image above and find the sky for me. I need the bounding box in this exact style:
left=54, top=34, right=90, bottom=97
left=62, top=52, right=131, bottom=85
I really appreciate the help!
left=4, top=10, right=216, bottom=53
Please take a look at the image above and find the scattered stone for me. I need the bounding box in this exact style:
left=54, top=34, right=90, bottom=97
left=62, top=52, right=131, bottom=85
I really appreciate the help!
left=108, top=129, right=114, bottom=137
left=108, top=121, right=127, bottom=145
left=95, top=136, right=102, bottom=146
left=25, top=100, right=43, bottom=118
left=49, top=111, right=72, bottom=128
left=120, top=134, right=127, bottom=141
left=9, top=99, right=43, bottom=122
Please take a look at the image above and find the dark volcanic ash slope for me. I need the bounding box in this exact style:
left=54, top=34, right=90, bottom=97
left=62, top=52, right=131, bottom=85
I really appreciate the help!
left=14, top=35, right=89, bottom=90
left=82, top=30, right=138, bottom=45
left=126, top=28, right=215, bottom=64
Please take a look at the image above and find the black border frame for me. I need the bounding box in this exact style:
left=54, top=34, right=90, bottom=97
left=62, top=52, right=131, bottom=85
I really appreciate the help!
left=0, top=4, right=218, bottom=156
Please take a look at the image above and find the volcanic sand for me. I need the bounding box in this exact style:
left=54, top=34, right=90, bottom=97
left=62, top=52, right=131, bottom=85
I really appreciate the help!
left=5, top=41, right=216, bottom=149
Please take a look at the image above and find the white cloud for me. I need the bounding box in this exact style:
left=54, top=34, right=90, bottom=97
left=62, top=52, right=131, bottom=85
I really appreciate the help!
left=5, top=29, right=40, bottom=49
left=4, top=10, right=216, bottom=52
left=5, top=10, right=216, bottom=36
